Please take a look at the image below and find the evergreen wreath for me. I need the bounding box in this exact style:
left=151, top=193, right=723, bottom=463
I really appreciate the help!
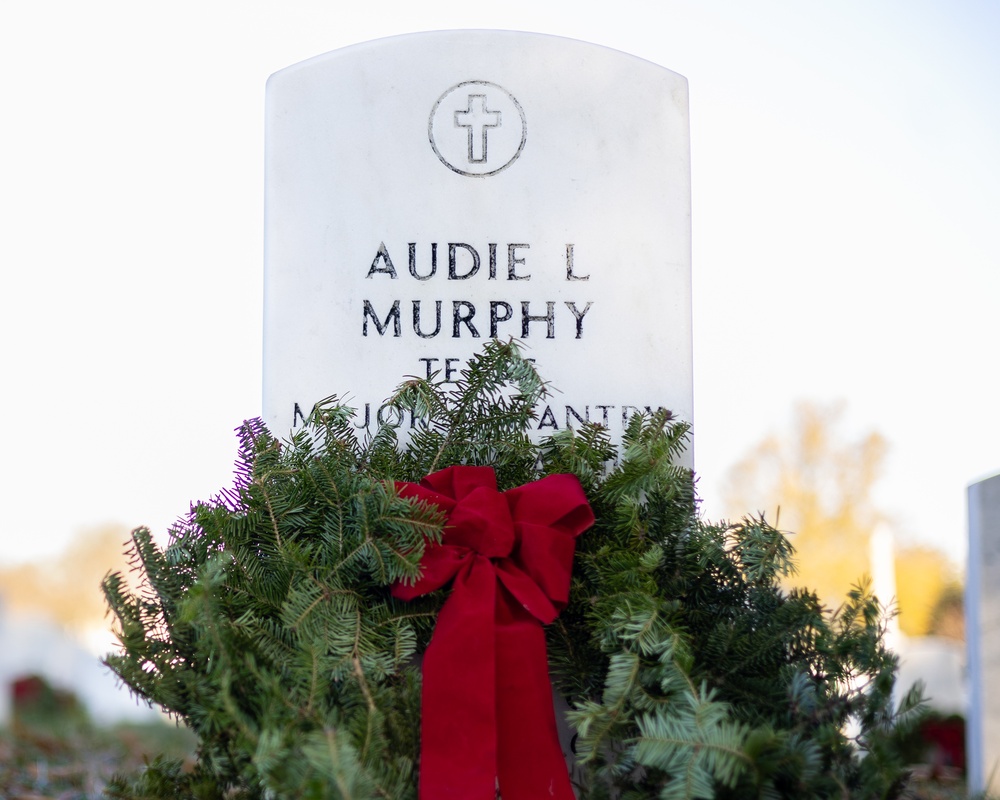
left=103, top=340, right=921, bottom=799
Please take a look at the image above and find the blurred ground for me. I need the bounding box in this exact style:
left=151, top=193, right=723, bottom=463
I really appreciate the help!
left=0, top=709, right=976, bottom=800
left=0, top=721, right=196, bottom=799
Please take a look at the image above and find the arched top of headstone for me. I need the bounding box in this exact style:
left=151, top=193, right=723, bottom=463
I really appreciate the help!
left=268, top=29, right=687, bottom=85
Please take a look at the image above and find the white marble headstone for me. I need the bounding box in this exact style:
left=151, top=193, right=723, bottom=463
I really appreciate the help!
left=967, top=472, right=1000, bottom=794
left=263, top=31, right=692, bottom=447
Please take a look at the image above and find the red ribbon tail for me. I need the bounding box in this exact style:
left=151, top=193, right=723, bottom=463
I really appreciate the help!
left=419, top=556, right=498, bottom=800
left=495, top=589, right=576, bottom=800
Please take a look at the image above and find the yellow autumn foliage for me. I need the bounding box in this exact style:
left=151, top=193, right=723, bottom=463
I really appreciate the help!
left=0, top=524, right=135, bottom=631
left=722, top=401, right=960, bottom=637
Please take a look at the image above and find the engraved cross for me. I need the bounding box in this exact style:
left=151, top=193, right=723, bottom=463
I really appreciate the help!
left=454, top=94, right=501, bottom=164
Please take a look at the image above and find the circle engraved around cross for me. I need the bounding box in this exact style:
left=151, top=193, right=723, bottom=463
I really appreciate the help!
left=428, top=81, right=527, bottom=177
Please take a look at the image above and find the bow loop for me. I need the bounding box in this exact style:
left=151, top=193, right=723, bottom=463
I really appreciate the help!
left=506, top=472, right=596, bottom=535
left=421, top=464, right=497, bottom=500
left=511, top=522, right=578, bottom=610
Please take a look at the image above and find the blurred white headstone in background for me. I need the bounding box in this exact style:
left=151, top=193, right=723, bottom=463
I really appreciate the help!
left=967, top=472, right=1000, bottom=794
left=869, top=522, right=901, bottom=653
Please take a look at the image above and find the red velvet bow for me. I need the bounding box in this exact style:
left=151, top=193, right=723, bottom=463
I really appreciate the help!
left=392, top=465, right=594, bottom=800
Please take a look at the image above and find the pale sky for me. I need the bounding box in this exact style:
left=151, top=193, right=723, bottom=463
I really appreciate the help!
left=2, top=0, right=998, bottom=570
